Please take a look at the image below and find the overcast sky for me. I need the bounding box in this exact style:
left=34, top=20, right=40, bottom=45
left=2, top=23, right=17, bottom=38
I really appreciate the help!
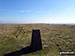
left=0, top=0, right=75, bottom=24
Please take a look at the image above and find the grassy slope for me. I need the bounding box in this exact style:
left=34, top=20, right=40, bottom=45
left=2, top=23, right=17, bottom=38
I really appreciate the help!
left=0, top=24, right=75, bottom=56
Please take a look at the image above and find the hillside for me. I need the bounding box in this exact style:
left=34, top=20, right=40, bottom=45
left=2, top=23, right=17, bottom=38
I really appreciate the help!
left=0, top=24, right=75, bottom=56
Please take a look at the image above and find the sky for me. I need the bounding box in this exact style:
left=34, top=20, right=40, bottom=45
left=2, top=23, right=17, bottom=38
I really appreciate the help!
left=0, top=0, right=75, bottom=24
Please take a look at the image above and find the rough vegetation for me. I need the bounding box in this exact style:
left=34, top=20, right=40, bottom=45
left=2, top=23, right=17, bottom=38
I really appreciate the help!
left=0, top=24, right=75, bottom=56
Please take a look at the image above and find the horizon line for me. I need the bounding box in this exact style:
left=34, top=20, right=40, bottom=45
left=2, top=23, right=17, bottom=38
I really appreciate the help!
left=0, top=23, right=75, bottom=25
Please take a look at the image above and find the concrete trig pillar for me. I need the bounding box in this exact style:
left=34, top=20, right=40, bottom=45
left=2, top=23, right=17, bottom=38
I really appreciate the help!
left=31, top=29, right=42, bottom=51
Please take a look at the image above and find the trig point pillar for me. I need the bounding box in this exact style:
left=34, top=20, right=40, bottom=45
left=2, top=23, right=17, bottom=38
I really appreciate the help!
left=31, top=29, right=42, bottom=51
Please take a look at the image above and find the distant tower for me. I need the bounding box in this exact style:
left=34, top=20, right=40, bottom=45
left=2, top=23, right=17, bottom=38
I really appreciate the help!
left=30, top=29, right=42, bottom=51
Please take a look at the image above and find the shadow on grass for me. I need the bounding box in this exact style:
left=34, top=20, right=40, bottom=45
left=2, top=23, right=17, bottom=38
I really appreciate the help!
left=4, top=29, right=42, bottom=56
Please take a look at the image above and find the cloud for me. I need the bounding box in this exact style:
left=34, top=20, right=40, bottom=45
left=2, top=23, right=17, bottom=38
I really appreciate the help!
left=25, top=10, right=32, bottom=12
left=49, top=16, right=75, bottom=23
left=19, top=10, right=32, bottom=13
left=24, top=16, right=75, bottom=23
left=19, top=11, right=25, bottom=12
left=0, top=16, right=75, bottom=24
